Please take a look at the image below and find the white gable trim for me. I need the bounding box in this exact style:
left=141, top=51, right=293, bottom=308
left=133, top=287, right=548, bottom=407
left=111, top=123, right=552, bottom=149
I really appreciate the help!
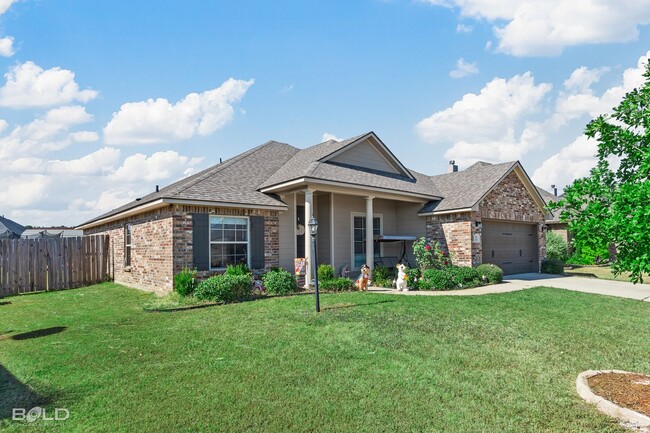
left=319, top=132, right=415, bottom=180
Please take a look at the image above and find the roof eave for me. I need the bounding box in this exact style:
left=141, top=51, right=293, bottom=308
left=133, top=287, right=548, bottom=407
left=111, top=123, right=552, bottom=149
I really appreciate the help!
left=77, top=197, right=288, bottom=231
left=418, top=207, right=474, bottom=216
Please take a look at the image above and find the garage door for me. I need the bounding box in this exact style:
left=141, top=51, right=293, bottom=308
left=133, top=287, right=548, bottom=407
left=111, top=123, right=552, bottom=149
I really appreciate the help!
left=482, top=220, right=537, bottom=275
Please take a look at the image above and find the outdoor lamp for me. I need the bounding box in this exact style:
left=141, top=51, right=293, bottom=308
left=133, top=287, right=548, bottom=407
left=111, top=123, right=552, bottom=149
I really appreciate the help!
left=308, top=216, right=320, bottom=312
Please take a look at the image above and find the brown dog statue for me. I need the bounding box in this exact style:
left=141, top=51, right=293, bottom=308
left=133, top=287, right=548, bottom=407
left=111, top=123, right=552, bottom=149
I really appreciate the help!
left=355, top=264, right=370, bottom=291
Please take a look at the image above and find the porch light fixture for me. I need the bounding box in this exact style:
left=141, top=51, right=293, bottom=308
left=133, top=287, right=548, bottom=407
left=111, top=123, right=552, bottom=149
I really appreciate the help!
left=308, top=217, right=320, bottom=312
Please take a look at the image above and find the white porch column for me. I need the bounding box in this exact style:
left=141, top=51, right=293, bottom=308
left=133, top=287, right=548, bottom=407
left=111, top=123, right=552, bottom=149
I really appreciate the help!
left=304, top=189, right=314, bottom=288
left=365, top=196, right=374, bottom=271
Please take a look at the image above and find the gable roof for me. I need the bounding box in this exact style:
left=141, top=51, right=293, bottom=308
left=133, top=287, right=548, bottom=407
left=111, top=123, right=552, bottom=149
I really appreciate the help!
left=78, top=141, right=299, bottom=229
left=420, top=161, right=546, bottom=214
left=0, top=215, right=26, bottom=239
left=260, top=132, right=440, bottom=198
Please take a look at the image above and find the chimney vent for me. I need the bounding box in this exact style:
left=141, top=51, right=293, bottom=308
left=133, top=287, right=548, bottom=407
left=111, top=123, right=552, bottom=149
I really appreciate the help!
left=551, top=184, right=557, bottom=197
left=155, top=185, right=159, bottom=193
left=447, top=160, right=458, bottom=173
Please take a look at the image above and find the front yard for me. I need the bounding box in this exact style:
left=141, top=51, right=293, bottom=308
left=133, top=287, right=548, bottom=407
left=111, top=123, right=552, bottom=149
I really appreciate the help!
left=565, top=264, right=650, bottom=284
left=1, top=283, right=649, bottom=432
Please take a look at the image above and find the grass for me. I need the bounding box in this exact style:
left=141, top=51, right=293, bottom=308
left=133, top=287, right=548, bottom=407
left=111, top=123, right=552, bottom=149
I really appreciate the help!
left=564, top=264, right=650, bottom=284
left=1, top=283, right=649, bottom=432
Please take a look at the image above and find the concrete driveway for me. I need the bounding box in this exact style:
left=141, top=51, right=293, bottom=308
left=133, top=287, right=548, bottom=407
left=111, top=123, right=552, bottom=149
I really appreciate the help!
left=368, top=273, right=650, bottom=301
left=503, top=273, right=650, bottom=302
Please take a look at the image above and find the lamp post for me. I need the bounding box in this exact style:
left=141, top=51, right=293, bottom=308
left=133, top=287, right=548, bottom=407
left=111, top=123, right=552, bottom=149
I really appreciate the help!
left=308, top=216, right=320, bottom=313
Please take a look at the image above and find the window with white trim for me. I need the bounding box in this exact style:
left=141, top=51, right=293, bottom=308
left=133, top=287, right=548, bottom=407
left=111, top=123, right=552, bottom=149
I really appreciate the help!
left=210, top=216, right=249, bottom=269
left=353, top=215, right=381, bottom=267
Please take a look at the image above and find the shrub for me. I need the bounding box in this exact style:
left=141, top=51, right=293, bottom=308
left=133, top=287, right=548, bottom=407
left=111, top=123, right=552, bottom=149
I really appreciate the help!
left=422, top=268, right=456, bottom=290
left=317, top=264, right=335, bottom=282
left=476, top=264, right=503, bottom=284
left=405, top=268, right=422, bottom=290
left=319, top=277, right=355, bottom=292
left=263, top=269, right=298, bottom=295
left=173, top=267, right=198, bottom=297
left=413, top=237, right=447, bottom=272
left=566, top=243, right=611, bottom=265
left=225, top=263, right=250, bottom=276
left=546, top=231, right=569, bottom=262
left=372, top=265, right=395, bottom=288
left=541, top=258, right=565, bottom=274
left=448, top=266, right=481, bottom=287
left=194, top=274, right=253, bottom=303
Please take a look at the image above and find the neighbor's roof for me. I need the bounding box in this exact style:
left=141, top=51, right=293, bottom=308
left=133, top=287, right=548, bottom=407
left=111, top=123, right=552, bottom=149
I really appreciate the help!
left=260, top=132, right=442, bottom=198
left=79, top=141, right=299, bottom=228
left=0, top=215, right=26, bottom=238
left=537, top=187, right=564, bottom=223
left=419, top=161, right=518, bottom=213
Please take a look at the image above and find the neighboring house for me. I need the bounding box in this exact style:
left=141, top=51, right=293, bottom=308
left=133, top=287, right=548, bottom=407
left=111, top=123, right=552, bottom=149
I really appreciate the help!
left=22, top=228, right=84, bottom=238
left=537, top=186, right=574, bottom=249
left=0, top=215, right=25, bottom=239
left=77, top=132, right=549, bottom=294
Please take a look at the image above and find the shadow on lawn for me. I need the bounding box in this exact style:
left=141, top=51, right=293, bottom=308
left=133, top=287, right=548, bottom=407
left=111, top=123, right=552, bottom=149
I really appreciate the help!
left=322, top=299, right=396, bottom=311
left=10, top=326, right=67, bottom=341
left=0, top=364, right=50, bottom=421
left=0, top=301, right=11, bottom=306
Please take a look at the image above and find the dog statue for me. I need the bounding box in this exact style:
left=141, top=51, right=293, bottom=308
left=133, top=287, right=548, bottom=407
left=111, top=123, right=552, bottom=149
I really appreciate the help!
left=396, top=263, right=409, bottom=291
left=355, top=264, right=370, bottom=291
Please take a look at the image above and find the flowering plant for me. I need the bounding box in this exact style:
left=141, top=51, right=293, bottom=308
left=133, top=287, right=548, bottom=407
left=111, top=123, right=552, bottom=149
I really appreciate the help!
left=413, top=237, right=448, bottom=271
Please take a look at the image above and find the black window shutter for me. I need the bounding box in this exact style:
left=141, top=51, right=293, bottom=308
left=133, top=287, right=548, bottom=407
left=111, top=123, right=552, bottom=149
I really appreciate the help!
left=250, top=216, right=265, bottom=269
left=192, top=213, right=210, bottom=271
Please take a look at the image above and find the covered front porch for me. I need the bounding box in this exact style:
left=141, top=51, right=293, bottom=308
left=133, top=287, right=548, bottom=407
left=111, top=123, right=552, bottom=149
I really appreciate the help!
left=276, top=186, right=427, bottom=287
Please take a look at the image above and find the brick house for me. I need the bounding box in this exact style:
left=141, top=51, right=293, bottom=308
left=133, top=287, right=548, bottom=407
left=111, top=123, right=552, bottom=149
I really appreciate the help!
left=78, top=132, right=550, bottom=294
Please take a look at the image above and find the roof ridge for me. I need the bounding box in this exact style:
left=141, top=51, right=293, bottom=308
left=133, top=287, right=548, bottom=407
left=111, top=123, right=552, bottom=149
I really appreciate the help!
left=171, top=141, right=292, bottom=197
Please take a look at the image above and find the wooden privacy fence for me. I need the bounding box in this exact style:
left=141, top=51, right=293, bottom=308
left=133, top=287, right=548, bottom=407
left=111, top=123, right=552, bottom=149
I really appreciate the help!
left=0, top=235, right=110, bottom=297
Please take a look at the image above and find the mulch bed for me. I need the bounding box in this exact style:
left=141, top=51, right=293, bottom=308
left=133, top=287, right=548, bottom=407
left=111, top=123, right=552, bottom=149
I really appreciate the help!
left=588, top=372, right=650, bottom=417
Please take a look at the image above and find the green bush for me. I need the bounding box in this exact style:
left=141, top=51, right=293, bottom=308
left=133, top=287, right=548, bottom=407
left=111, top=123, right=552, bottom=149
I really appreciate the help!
left=225, top=263, right=250, bottom=276
left=317, top=264, right=335, bottom=282
left=421, top=266, right=483, bottom=290
left=566, top=243, right=611, bottom=265
left=476, top=264, right=503, bottom=284
left=422, top=268, right=456, bottom=290
left=448, top=266, right=481, bottom=287
left=541, top=258, right=565, bottom=274
left=372, top=265, right=395, bottom=288
left=263, top=269, right=298, bottom=295
left=173, top=267, right=198, bottom=297
left=546, top=231, right=569, bottom=262
left=319, top=277, right=355, bottom=292
left=194, top=274, right=253, bottom=303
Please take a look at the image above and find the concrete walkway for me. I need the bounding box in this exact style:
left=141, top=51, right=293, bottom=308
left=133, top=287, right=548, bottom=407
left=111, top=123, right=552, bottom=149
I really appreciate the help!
left=368, top=273, right=650, bottom=302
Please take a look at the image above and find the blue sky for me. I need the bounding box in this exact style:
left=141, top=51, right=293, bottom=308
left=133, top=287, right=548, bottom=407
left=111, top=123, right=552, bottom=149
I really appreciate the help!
left=1, top=0, right=650, bottom=226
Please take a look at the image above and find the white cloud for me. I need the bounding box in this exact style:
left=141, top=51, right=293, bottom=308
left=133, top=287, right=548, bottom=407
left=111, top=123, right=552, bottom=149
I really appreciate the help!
left=0, top=37, right=14, bottom=57
left=0, top=0, right=17, bottom=15
left=0, top=175, right=49, bottom=208
left=103, top=78, right=254, bottom=145
left=322, top=132, right=341, bottom=142
left=109, top=150, right=204, bottom=182
left=423, top=0, right=650, bottom=56
left=456, top=24, right=473, bottom=33
left=532, top=51, right=650, bottom=192
left=0, top=105, right=94, bottom=158
left=416, top=71, right=552, bottom=165
left=70, top=131, right=99, bottom=143
left=449, top=58, right=479, bottom=78
left=0, top=61, right=98, bottom=108
left=280, top=84, right=294, bottom=93
left=49, top=147, right=121, bottom=175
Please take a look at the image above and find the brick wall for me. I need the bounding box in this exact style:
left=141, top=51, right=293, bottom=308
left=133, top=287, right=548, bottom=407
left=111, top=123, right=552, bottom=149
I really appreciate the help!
left=426, top=170, right=547, bottom=271
left=86, top=204, right=280, bottom=294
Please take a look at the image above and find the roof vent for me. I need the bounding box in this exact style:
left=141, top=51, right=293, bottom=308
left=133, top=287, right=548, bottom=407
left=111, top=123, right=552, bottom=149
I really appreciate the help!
left=551, top=184, right=557, bottom=197
left=135, top=198, right=141, bottom=201
left=155, top=185, right=159, bottom=193
left=447, top=160, right=458, bottom=173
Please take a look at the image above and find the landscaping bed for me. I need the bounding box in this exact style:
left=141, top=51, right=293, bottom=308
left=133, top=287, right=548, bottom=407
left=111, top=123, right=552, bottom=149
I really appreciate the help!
left=588, top=372, right=650, bottom=417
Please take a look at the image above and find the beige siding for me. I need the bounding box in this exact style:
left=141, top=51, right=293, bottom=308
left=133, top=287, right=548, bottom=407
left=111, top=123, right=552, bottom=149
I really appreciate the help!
left=278, top=193, right=295, bottom=271
left=316, top=193, right=331, bottom=265
left=329, top=139, right=400, bottom=174
left=395, top=202, right=427, bottom=265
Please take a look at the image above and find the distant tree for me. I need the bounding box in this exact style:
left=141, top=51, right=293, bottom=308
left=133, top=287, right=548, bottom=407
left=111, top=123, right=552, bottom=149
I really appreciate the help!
left=548, top=63, right=650, bottom=283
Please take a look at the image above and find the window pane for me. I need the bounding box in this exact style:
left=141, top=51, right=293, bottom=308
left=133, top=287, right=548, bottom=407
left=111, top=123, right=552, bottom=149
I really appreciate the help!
left=223, top=229, right=236, bottom=242
left=211, top=229, right=223, bottom=242
left=354, top=216, right=364, bottom=230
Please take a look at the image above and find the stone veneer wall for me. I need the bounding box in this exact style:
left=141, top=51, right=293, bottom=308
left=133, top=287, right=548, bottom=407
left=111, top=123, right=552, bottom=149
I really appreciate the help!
left=85, top=204, right=280, bottom=294
left=426, top=170, right=547, bottom=270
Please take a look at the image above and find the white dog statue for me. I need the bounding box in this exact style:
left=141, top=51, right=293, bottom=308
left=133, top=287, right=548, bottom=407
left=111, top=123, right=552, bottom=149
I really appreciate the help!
left=396, top=263, right=409, bottom=291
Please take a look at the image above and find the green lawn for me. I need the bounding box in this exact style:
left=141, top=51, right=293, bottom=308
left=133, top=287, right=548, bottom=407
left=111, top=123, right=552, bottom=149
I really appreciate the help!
left=564, top=264, right=650, bottom=284
left=1, top=283, right=649, bottom=432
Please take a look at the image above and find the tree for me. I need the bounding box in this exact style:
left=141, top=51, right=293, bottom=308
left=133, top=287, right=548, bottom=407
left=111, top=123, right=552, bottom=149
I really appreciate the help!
left=548, top=63, right=650, bottom=283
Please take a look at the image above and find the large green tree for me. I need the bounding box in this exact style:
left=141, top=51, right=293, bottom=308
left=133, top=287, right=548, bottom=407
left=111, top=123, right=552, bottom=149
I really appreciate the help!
left=549, top=64, right=650, bottom=283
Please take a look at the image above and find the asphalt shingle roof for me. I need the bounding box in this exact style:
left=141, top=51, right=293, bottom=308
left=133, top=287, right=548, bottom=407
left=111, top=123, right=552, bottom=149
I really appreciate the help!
left=81, top=141, right=299, bottom=226
left=419, top=161, right=517, bottom=213
left=260, top=133, right=441, bottom=197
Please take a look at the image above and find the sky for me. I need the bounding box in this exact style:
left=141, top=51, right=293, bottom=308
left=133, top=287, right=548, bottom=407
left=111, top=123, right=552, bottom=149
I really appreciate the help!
left=1, top=0, right=650, bottom=227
